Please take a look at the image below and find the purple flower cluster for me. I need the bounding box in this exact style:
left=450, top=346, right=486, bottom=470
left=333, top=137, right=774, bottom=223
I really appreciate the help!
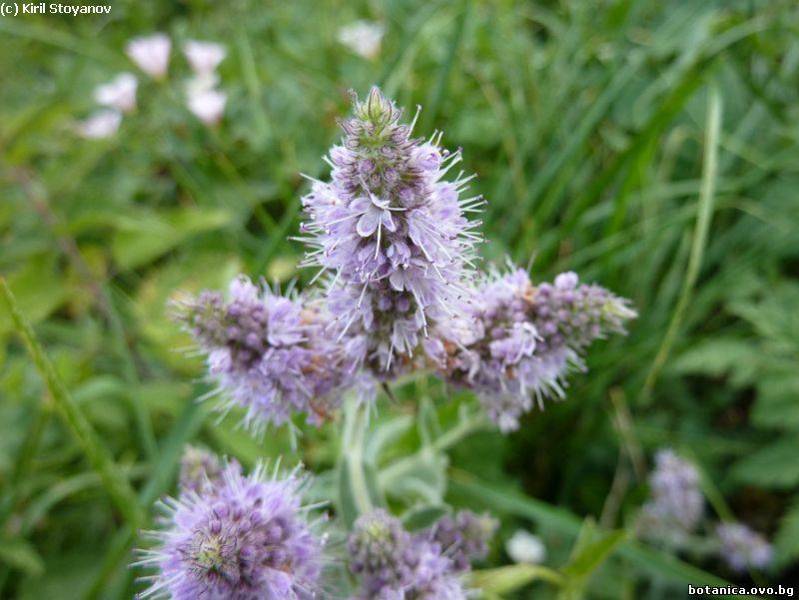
left=299, top=87, right=482, bottom=379
left=715, top=523, right=773, bottom=572
left=347, top=509, right=495, bottom=599
left=431, top=268, right=635, bottom=431
left=428, top=510, right=498, bottom=572
left=176, top=89, right=634, bottom=433
left=176, top=276, right=358, bottom=430
left=638, top=449, right=704, bottom=544
left=136, top=461, right=324, bottom=599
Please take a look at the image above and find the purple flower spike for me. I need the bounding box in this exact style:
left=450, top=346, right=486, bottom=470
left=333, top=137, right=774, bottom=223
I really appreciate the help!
left=175, top=276, right=359, bottom=431
left=638, top=449, right=704, bottom=545
left=299, top=87, right=483, bottom=381
left=135, top=461, right=325, bottom=600
left=435, top=267, right=635, bottom=431
left=715, top=523, right=773, bottom=572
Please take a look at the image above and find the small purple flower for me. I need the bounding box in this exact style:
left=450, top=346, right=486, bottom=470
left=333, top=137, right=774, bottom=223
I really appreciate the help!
left=638, top=449, right=704, bottom=545
left=178, top=446, right=224, bottom=496
left=299, top=87, right=483, bottom=381
left=348, top=509, right=494, bottom=598
left=348, top=510, right=413, bottom=596
left=434, top=267, right=635, bottom=431
left=715, top=523, right=773, bottom=572
left=135, top=461, right=325, bottom=599
left=401, top=540, right=466, bottom=600
left=428, top=510, right=497, bottom=571
left=175, top=276, right=358, bottom=431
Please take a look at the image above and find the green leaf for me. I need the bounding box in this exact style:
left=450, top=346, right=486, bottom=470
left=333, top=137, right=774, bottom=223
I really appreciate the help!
left=752, top=376, right=799, bottom=431
left=401, top=504, right=449, bottom=531
left=774, top=497, right=799, bottom=569
left=470, top=564, right=564, bottom=595
left=559, top=524, right=626, bottom=600
left=111, top=207, right=234, bottom=270
left=0, top=254, right=67, bottom=336
left=379, top=448, right=448, bottom=505
left=337, top=400, right=383, bottom=527
left=732, top=438, right=799, bottom=489
left=670, top=338, right=759, bottom=386
left=364, top=415, right=414, bottom=460
left=564, top=525, right=626, bottom=578
left=0, top=539, right=45, bottom=576
left=337, top=454, right=383, bottom=528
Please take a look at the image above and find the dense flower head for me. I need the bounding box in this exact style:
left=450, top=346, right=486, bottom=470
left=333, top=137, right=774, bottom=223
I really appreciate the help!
left=175, top=276, right=357, bottom=431
left=299, top=87, right=483, bottom=380
left=136, top=461, right=324, bottom=599
left=638, top=449, right=704, bottom=545
left=715, top=523, right=773, bottom=572
left=178, top=445, right=225, bottom=496
left=433, top=267, right=635, bottom=431
left=428, top=510, right=497, bottom=571
left=348, top=509, right=495, bottom=599
left=348, top=510, right=414, bottom=596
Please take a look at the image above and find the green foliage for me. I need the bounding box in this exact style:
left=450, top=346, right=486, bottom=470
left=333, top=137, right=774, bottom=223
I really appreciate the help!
left=1, top=0, right=798, bottom=597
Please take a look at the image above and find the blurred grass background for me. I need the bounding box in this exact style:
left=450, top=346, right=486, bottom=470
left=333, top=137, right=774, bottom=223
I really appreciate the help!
left=1, top=0, right=799, bottom=597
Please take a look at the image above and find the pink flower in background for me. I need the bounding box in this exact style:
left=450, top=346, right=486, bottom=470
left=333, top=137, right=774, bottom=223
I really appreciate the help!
left=126, top=33, right=171, bottom=79
left=75, top=110, right=122, bottom=139
left=183, top=40, right=226, bottom=76
left=186, top=86, right=227, bottom=126
left=93, top=72, right=138, bottom=113
left=338, top=20, right=385, bottom=59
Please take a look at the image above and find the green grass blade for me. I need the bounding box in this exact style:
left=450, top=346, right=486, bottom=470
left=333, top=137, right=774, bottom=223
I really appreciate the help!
left=421, top=1, right=469, bottom=132
left=0, top=278, right=144, bottom=527
left=499, top=54, right=644, bottom=241
left=642, top=84, right=722, bottom=398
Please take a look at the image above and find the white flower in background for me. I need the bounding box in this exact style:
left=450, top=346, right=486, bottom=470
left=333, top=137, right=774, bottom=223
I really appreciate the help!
left=185, top=73, right=220, bottom=96
left=93, top=72, right=138, bottom=113
left=75, top=110, right=122, bottom=139
left=337, top=20, right=385, bottom=59
left=185, top=68, right=226, bottom=126
left=187, top=87, right=227, bottom=126
left=126, top=33, right=171, bottom=79
left=506, top=530, right=546, bottom=565
left=183, top=40, right=226, bottom=76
